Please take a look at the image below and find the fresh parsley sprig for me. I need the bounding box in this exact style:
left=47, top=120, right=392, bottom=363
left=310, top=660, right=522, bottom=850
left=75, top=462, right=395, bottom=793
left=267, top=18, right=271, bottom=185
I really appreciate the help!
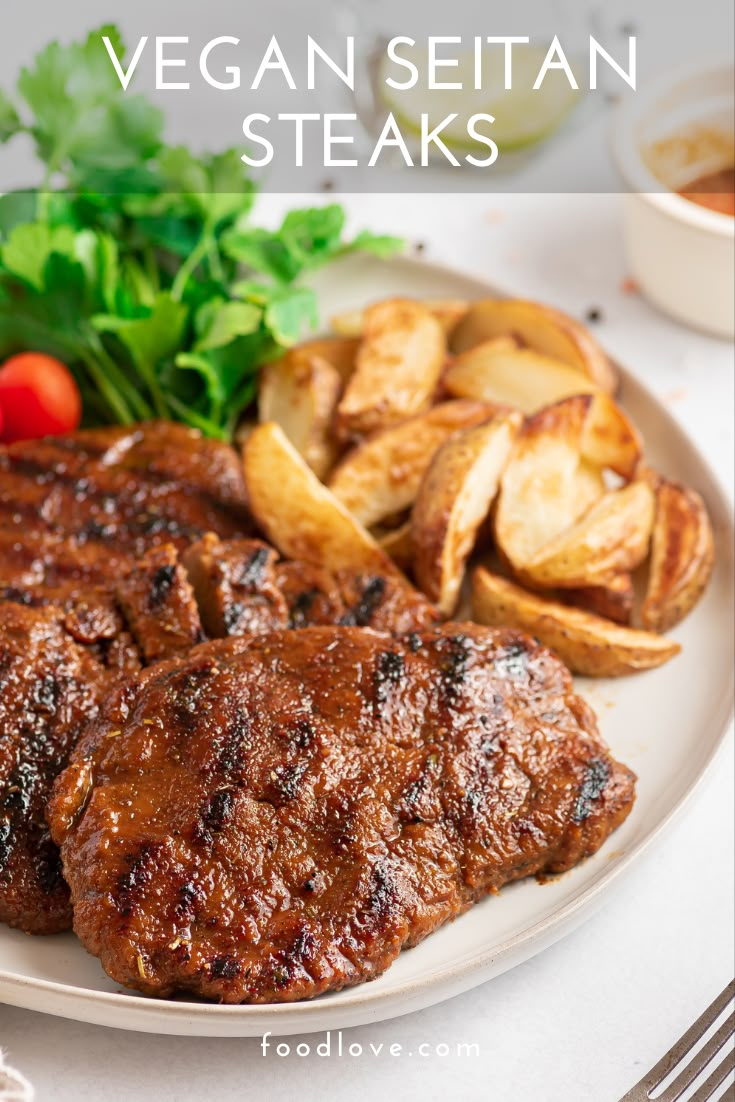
left=0, top=25, right=402, bottom=439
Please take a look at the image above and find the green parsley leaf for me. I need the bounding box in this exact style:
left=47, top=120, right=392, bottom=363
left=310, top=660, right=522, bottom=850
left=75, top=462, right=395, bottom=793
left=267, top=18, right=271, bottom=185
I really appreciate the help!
left=91, top=292, right=188, bottom=383
left=18, top=25, right=163, bottom=180
left=194, top=300, right=262, bottom=352
left=0, top=192, right=39, bottom=240
left=263, top=286, right=319, bottom=346
left=0, top=88, right=21, bottom=142
left=0, top=24, right=404, bottom=440
left=346, top=230, right=405, bottom=258
left=1, top=222, right=77, bottom=290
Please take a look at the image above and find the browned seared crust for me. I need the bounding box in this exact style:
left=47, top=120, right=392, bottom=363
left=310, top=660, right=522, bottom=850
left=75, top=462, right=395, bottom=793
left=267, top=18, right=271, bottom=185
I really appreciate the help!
left=0, top=423, right=252, bottom=933
left=182, top=537, right=439, bottom=636
left=49, top=624, right=635, bottom=1002
left=116, top=545, right=204, bottom=664
left=0, top=422, right=251, bottom=603
left=0, top=603, right=130, bottom=932
left=275, top=561, right=345, bottom=628
left=183, top=535, right=288, bottom=637
left=276, top=561, right=439, bottom=633
left=335, top=571, right=438, bottom=632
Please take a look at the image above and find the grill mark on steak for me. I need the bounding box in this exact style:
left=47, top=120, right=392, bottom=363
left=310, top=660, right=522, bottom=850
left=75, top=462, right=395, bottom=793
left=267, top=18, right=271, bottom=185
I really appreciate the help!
left=237, top=546, right=270, bottom=587
left=437, top=632, right=472, bottom=702
left=216, top=712, right=253, bottom=775
left=339, top=576, right=387, bottom=627
left=194, top=785, right=240, bottom=844
left=149, top=565, right=176, bottom=607
left=286, top=588, right=319, bottom=628
left=0, top=587, right=37, bottom=607
left=0, top=423, right=252, bottom=934
left=0, top=451, right=246, bottom=527
left=116, top=842, right=164, bottom=918
left=573, top=760, right=611, bottom=822
left=48, top=624, right=636, bottom=1003
left=373, top=650, right=405, bottom=712
left=0, top=603, right=111, bottom=932
left=116, top=545, right=204, bottom=665
left=211, top=954, right=241, bottom=980
left=268, top=760, right=310, bottom=805
left=183, top=536, right=288, bottom=638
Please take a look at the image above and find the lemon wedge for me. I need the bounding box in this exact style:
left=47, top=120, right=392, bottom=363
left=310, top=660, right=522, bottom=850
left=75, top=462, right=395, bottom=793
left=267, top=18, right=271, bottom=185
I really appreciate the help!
left=378, top=44, right=581, bottom=152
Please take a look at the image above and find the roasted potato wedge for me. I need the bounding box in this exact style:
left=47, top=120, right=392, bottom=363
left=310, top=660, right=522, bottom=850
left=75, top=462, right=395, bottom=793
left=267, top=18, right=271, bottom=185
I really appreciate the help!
left=258, top=349, right=342, bottom=480
left=291, top=337, right=360, bottom=383
left=495, top=396, right=606, bottom=571
left=330, top=307, right=367, bottom=338
left=336, top=299, right=446, bottom=439
left=425, top=298, right=471, bottom=338
left=412, top=411, right=523, bottom=614
left=376, top=521, right=414, bottom=571
left=332, top=298, right=468, bottom=340
left=444, top=340, right=598, bottom=413
left=243, top=422, right=403, bottom=579
left=328, top=400, right=498, bottom=528
left=471, top=568, right=681, bottom=677
left=527, top=480, right=655, bottom=587
left=581, top=394, right=642, bottom=480
left=233, top=416, right=258, bottom=448
left=451, top=298, right=617, bottom=394
left=641, top=479, right=714, bottom=632
left=564, top=573, right=635, bottom=625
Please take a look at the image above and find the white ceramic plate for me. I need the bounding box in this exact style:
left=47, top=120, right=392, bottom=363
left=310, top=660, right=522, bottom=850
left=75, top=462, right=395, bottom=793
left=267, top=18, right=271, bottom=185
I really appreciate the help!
left=0, top=256, right=732, bottom=1037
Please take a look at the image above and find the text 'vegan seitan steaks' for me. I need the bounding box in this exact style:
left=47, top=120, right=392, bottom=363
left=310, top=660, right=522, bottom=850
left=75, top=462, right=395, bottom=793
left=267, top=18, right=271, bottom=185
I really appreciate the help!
left=48, top=624, right=636, bottom=1002
left=0, top=423, right=252, bottom=933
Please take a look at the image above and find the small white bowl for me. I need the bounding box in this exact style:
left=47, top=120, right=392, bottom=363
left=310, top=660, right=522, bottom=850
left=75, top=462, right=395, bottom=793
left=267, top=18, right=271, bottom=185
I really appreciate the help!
left=611, top=59, right=734, bottom=339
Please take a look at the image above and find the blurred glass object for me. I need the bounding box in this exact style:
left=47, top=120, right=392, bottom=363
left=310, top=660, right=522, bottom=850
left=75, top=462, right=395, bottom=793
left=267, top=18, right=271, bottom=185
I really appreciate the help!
left=335, top=0, right=624, bottom=171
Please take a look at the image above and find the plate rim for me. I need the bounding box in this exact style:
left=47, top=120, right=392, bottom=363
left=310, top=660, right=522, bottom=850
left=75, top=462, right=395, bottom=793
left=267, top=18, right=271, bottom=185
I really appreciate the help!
left=1, top=253, right=732, bottom=1035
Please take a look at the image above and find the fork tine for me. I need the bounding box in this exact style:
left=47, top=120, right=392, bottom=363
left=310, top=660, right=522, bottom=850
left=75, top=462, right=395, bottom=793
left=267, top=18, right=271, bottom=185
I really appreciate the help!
left=621, top=980, right=735, bottom=1101
left=688, top=1047, right=735, bottom=1102
left=658, top=1011, right=734, bottom=1102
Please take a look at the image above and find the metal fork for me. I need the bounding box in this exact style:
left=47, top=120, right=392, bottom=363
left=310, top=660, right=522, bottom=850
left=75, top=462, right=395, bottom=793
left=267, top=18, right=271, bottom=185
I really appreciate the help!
left=620, top=980, right=734, bottom=1101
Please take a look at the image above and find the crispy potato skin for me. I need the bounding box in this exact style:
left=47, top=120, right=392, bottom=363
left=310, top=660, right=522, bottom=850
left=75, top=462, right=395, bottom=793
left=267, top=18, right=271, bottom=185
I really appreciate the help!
left=450, top=299, right=618, bottom=395
left=328, top=400, right=496, bottom=528
left=243, top=422, right=403, bottom=580
left=424, top=298, right=471, bottom=339
left=642, top=479, right=714, bottom=632
left=471, top=567, right=681, bottom=677
left=331, top=298, right=468, bottom=340
left=444, top=340, right=598, bottom=413
left=494, top=397, right=606, bottom=571
left=564, top=574, right=635, bottom=626
left=412, top=412, right=522, bottom=615
left=336, top=299, right=446, bottom=440
left=581, top=395, right=643, bottom=480
left=526, top=481, right=655, bottom=588
left=294, top=337, right=360, bottom=383
left=258, top=349, right=343, bottom=480
left=251, top=294, right=713, bottom=667
left=376, top=521, right=414, bottom=571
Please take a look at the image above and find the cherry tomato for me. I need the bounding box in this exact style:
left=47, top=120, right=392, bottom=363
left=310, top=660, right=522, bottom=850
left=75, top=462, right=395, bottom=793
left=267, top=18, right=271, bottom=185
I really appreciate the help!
left=0, top=353, right=82, bottom=443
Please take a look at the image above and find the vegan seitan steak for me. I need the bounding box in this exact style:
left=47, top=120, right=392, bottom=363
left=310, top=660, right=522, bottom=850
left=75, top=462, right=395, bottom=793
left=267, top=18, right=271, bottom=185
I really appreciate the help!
left=0, top=423, right=251, bottom=933
left=48, top=624, right=635, bottom=1002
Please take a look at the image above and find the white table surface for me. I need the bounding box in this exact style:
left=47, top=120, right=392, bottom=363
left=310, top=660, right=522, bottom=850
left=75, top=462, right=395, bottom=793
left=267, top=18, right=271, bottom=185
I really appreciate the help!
left=0, top=191, right=733, bottom=1102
